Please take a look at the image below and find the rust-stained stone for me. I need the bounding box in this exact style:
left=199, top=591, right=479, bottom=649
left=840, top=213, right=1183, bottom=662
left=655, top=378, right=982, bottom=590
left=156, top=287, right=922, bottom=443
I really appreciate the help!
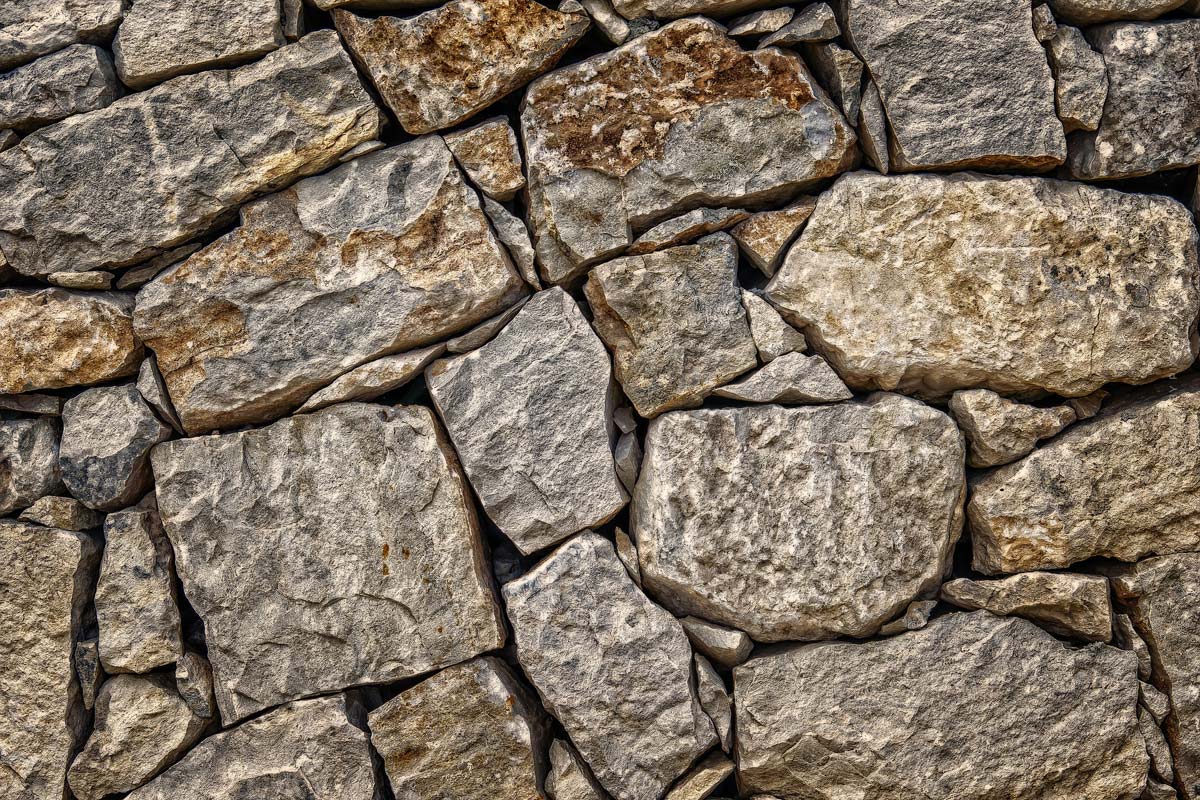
left=445, top=117, right=526, bottom=201
left=730, top=198, right=816, bottom=277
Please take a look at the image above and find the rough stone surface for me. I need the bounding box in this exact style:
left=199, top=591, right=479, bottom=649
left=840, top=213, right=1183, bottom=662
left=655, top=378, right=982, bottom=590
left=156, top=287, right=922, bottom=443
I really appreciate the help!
left=581, top=0, right=630, bottom=44
left=1141, top=710, right=1174, bottom=783
left=1116, top=612, right=1154, bottom=681
left=858, top=79, right=890, bottom=173
left=695, top=654, right=732, bottom=752
left=767, top=171, right=1200, bottom=398
left=546, top=738, right=607, bottom=800
left=151, top=403, right=505, bottom=723
left=175, top=651, right=216, bottom=720
left=504, top=533, right=716, bottom=800
left=1142, top=680, right=1170, bottom=725
left=680, top=617, right=753, bottom=669
left=0, top=45, right=117, bottom=133
left=615, top=432, right=642, bottom=495
left=729, top=8, right=793, bottom=37
left=627, top=208, right=749, bottom=256
left=803, top=42, right=862, bottom=121
left=877, top=599, right=937, bottom=636
left=1033, top=4, right=1058, bottom=40
left=48, top=270, right=113, bottom=290
left=636, top=395, right=964, bottom=641
left=760, top=4, right=838, bottom=45
left=1049, top=0, right=1188, bottom=22
left=75, top=638, right=102, bottom=711
left=735, top=612, right=1147, bottom=800
left=444, top=296, right=529, bottom=353
left=741, top=291, right=807, bottom=362
left=1048, top=26, right=1107, bottom=133
left=0, top=392, right=62, bottom=416
left=444, top=117, right=526, bottom=201
left=19, top=495, right=101, bottom=531
left=134, top=139, right=525, bottom=434
left=0, top=416, right=62, bottom=515
left=665, top=751, right=733, bottom=800
left=712, top=352, right=851, bottom=404
left=428, top=289, right=626, bottom=554
left=615, top=527, right=642, bottom=586
left=0, top=0, right=124, bottom=71
left=295, top=344, right=445, bottom=413
left=940, top=572, right=1111, bottom=641
left=482, top=197, right=542, bottom=290
left=948, top=389, right=1076, bottom=468
left=114, top=243, right=202, bottom=291
left=135, top=354, right=182, bottom=434
left=731, top=200, right=816, bottom=277
left=612, top=0, right=778, bottom=19
left=1069, top=389, right=1108, bottom=419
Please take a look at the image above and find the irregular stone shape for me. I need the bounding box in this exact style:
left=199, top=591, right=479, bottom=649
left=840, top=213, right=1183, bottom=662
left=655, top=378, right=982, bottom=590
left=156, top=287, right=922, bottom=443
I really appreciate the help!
left=803, top=42, right=862, bottom=121
left=445, top=296, right=529, bottom=354
left=135, top=139, right=525, bottom=434
left=444, top=117, right=526, bottom=201
left=96, top=508, right=183, bottom=673
left=522, top=18, right=857, bottom=284
left=767, top=172, right=1200, bottom=397
left=1048, top=26, right=1107, bottom=133
left=729, top=8, right=794, bottom=37
left=295, top=344, right=445, bottom=414
left=680, top=616, right=753, bottom=669
left=124, top=694, right=378, bottom=800
left=760, top=2, right=838, bottom=46
left=1033, top=4, right=1058, bottom=39
left=740, top=291, right=807, bottom=362
left=504, top=533, right=716, bottom=800
left=0, top=31, right=382, bottom=278
left=113, top=0, right=284, bottom=88
left=427, top=289, right=626, bottom=554
left=66, top=674, right=208, bottom=800
left=1141, top=680, right=1170, bottom=725
left=970, top=379, right=1200, bottom=574
left=948, top=389, right=1076, bottom=468
left=482, top=197, right=542, bottom=290
left=615, top=432, right=642, bottom=495
left=842, top=0, right=1064, bottom=171
left=1069, top=389, right=1107, bottom=419
left=0, top=128, right=16, bottom=151
left=0, top=0, right=124, bottom=71
left=1145, top=779, right=1178, bottom=800
left=0, top=416, right=62, bottom=515
left=151, top=403, right=505, bottom=723
left=586, top=235, right=758, bottom=418
left=627, top=208, right=749, bottom=256
left=615, top=527, right=642, bottom=586
left=712, top=352, right=852, bottom=404
left=335, top=1, right=589, bottom=135
left=59, top=385, right=171, bottom=512
left=75, top=638, right=102, bottom=711
left=665, top=751, right=734, bottom=800
left=0, top=520, right=99, bottom=800
left=877, top=598, right=937, bottom=636
left=1068, top=20, right=1200, bottom=180
left=1049, top=0, right=1188, bottom=22
left=695, top=655, right=732, bottom=752
left=637, top=395, right=964, bottom=641
left=282, top=0, right=303, bottom=39
left=20, top=495, right=101, bottom=531
left=368, top=657, right=548, bottom=800
left=1141, top=710, right=1174, bottom=783
left=546, top=738, right=608, bottom=800
left=730, top=199, right=816, bottom=277
left=175, top=651, right=216, bottom=719
left=858, top=79, right=890, bottom=173
left=581, top=0, right=630, bottom=44
left=612, top=0, right=777, bottom=18
left=0, top=289, right=141, bottom=393
left=0, top=45, right=117, bottom=133
left=48, top=270, right=113, bottom=290
left=136, top=354, right=182, bottom=434
left=0, top=392, right=61, bottom=416
left=1115, top=612, right=1153, bottom=681
left=614, top=406, right=638, bottom=434
left=114, top=243, right=202, bottom=291
left=941, top=573, right=1111, bottom=641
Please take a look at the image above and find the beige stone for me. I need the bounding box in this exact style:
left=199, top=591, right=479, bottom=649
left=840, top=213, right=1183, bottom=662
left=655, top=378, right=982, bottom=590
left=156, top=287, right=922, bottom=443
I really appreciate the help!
left=444, top=117, right=526, bottom=201
left=730, top=198, right=817, bottom=277
left=940, top=572, right=1111, bottom=641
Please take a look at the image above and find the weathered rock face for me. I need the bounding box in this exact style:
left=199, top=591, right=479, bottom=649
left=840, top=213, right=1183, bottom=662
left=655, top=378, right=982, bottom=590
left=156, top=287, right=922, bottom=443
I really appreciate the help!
left=151, top=403, right=504, bottom=724
left=504, top=533, right=716, bottom=800
left=730, top=199, right=816, bottom=278
left=680, top=617, right=753, bottom=669
left=627, top=207, right=749, bottom=255
left=0, top=416, right=63, bottom=515
left=368, top=656, right=548, bottom=800
left=444, top=117, right=527, bottom=201
left=970, top=379, right=1200, bottom=574
left=728, top=8, right=793, bottom=37
left=741, top=291, right=807, bottom=363
left=695, top=654, right=732, bottom=751
left=635, top=395, right=964, bottom=641
left=546, top=738, right=607, bottom=800
left=735, top=612, right=1147, bottom=800
left=0, top=45, right=117, bottom=133
left=940, top=572, right=1111, bottom=641
left=711, top=352, right=852, bottom=405
left=665, top=751, right=733, bottom=800
left=334, top=0, right=589, bottom=135
left=521, top=18, right=857, bottom=284
left=0, top=0, right=124, bottom=71
left=175, top=652, right=216, bottom=720
left=135, top=138, right=525, bottom=434
left=135, top=355, right=182, bottom=434
left=482, top=198, right=542, bottom=290
left=19, top=495, right=102, bottom=531
left=611, top=0, right=776, bottom=18
left=948, top=389, right=1076, bottom=468
left=0, top=520, right=99, bottom=800
left=760, top=3, right=839, bottom=46
left=1048, top=26, right=1107, bottom=133
left=428, top=289, right=626, bottom=554
left=0, top=31, right=382, bottom=278
left=1049, top=0, right=1189, bottom=23
left=295, top=344, right=444, bottom=414
left=767, top=171, right=1199, bottom=398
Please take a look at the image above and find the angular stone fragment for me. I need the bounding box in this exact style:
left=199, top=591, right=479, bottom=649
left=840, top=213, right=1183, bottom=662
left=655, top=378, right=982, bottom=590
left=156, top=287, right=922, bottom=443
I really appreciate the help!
left=547, top=739, right=608, bottom=800
left=295, top=344, right=445, bottom=414
left=368, top=656, right=548, bottom=800
left=581, top=0, right=630, bottom=44
left=135, top=139, right=524, bottom=434
left=0, top=128, right=16, bottom=151
left=941, top=572, right=1110, bottom=641
left=842, top=0, right=1064, bottom=171
left=1033, top=4, right=1058, bottom=40
left=335, top=1, right=589, bottom=135
left=428, top=289, right=626, bottom=554
left=114, top=243, right=202, bottom=291
left=761, top=3, right=838, bottom=46
left=48, top=270, right=113, bottom=290
left=614, top=406, right=638, bottom=434
left=1048, top=26, right=1107, bottom=133
left=948, top=389, right=1076, bottom=467
left=522, top=18, right=857, bottom=284
left=444, top=117, right=526, bottom=201
left=680, top=616, right=753, bottom=670
left=637, top=396, right=964, bottom=641
left=731, top=199, right=816, bottom=277
left=615, top=527, right=642, bottom=586
left=75, top=638, right=102, bottom=711
left=1069, top=389, right=1107, bottom=419
left=768, top=172, right=1200, bottom=397
left=0, top=289, right=141, bottom=393
left=1142, top=680, right=1170, bottom=725
left=0, top=0, right=124, bottom=71
left=615, top=432, right=642, bottom=494
left=175, top=651, right=216, bottom=719
left=695, top=655, right=732, bottom=752
left=136, top=354, right=182, bottom=434
left=970, top=379, right=1200, bottom=574
left=586, top=235, right=757, bottom=418
left=628, top=208, right=750, bottom=256
left=67, top=674, right=208, bottom=800
left=612, top=0, right=777, bottom=18
left=877, top=599, right=937, bottom=636
left=124, top=694, right=378, bottom=800
left=1049, top=0, right=1188, bottom=22
left=1145, top=780, right=1178, bottom=800
left=741, top=613, right=1146, bottom=799
left=858, top=79, right=890, bottom=173
left=0, top=392, right=61, bottom=416
left=482, top=197, right=542, bottom=289
left=0, top=416, right=62, bottom=515
left=729, top=8, right=794, bottom=37
left=0, top=45, right=117, bottom=133
left=1141, top=710, right=1174, bottom=783
left=666, top=752, right=733, bottom=800
left=504, top=533, right=716, bottom=800
left=0, top=521, right=99, bottom=800
left=445, top=296, right=529, bottom=354
left=282, top=0, right=303, bottom=40
left=20, top=495, right=100, bottom=531
left=0, top=31, right=382, bottom=277
left=151, top=403, right=504, bottom=723
left=803, top=42, right=862, bottom=121
left=1116, top=612, right=1153, bottom=681
left=712, top=352, right=851, bottom=404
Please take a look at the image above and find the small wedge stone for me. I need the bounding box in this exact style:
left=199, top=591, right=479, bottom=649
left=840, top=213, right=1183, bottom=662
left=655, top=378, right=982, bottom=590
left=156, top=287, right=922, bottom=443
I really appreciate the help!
left=444, top=296, right=530, bottom=354
left=665, top=751, right=734, bottom=800
left=19, top=495, right=101, bottom=531
left=444, top=117, right=526, bottom=201
left=1115, top=613, right=1153, bottom=681
left=802, top=41, right=862, bottom=120
left=695, top=655, right=732, bottom=752
left=731, top=200, right=817, bottom=278
left=615, top=527, right=642, bottom=586
left=47, top=270, right=113, bottom=290
left=1141, top=681, right=1170, bottom=725
left=75, top=638, right=102, bottom=711
left=294, top=344, right=445, bottom=413
left=680, top=617, right=753, bottom=669
left=760, top=3, right=838, bottom=46
left=948, top=389, right=1076, bottom=468
left=547, top=738, right=608, bottom=800
left=1033, top=4, right=1058, bottom=39
left=729, top=8, right=794, bottom=37
left=482, top=197, right=542, bottom=290
left=135, top=354, right=182, bottom=434
left=0, top=392, right=61, bottom=416
left=175, top=651, right=216, bottom=719
left=858, top=79, right=890, bottom=173
left=627, top=208, right=750, bottom=256
left=712, top=352, right=851, bottom=404
left=940, top=573, right=1111, bottom=641
left=1048, top=26, right=1107, bottom=132
left=0, top=0, right=124, bottom=71
left=580, top=0, right=630, bottom=44
left=877, top=599, right=937, bottom=636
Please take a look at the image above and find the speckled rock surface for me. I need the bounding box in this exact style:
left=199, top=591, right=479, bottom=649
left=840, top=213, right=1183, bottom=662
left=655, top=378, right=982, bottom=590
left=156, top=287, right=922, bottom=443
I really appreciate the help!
left=1047, top=25, right=1107, bottom=133
left=0, top=44, right=117, bottom=133
left=948, top=389, right=1076, bottom=467
left=940, top=572, right=1112, bottom=641
left=295, top=344, right=445, bottom=414
left=18, top=494, right=100, bottom=530
left=711, top=352, right=851, bottom=404
left=0, top=416, right=63, bottom=515
left=0, top=0, right=124, bottom=71
left=1049, top=0, right=1189, bottom=23
left=444, top=117, right=526, bottom=201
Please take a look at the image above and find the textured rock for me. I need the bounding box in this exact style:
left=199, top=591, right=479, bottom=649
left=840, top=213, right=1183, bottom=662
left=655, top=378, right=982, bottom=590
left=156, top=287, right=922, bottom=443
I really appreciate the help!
left=482, top=198, right=542, bottom=289
left=0, top=31, right=382, bottom=278
left=586, top=235, right=757, bottom=418
left=857, top=79, right=890, bottom=173
left=135, top=139, right=524, bottom=434
left=760, top=3, right=838, bottom=46
left=1116, top=613, right=1154, bottom=681
left=1068, top=20, right=1200, bottom=180
left=1141, top=710, right=1174, bottom=783
left=48, top=270, right=113, bottom=290
left=615, top=432, right=642, bottom=495
left=0, top=289, right=141, bottom=392
left=66, top=674, right=208, bottom=800
left=19, top=495, right=101, bottom=531
left=0, top=392, right=61, bottom=416
left=1142, top=680, right=1171, bottom=725
left=546, top=739, right=608, bottom=800
left=0, top=520, right=99, bottom=800
left=615, top=528, right=641, bottom=586
left=444, top=296, right=529, bottom=354
left=665, top=752, right=733, bottom=800
left=731, top=199, right=816, bottom=277
left=368, top=656, right=548, bottom=800
left=1033, top=4, right=1058, bottom=40
left=522, top=18, right=857, bottom=284
left=695, top=655, right=732, bottom=752
left=735, top=612, right=1147, bottom=799
left=175, top=652, right=216, bottom=719
left=444, top=117, right=526, bottom=201
left=135, top=354, right=182, bottom=434
left=940, top=573, right=1111, bottom=641
left=612, top=0, right=778, bottom=18
left=1048, top=26, right=1107, bottom=133
left=636, top=395, right=964, bottom=641
left=877, top=599, right=937, bottom=636
left=0, top=45, right=117, bottom=133
left=504, top=533, right=716, bottom=800
left=428, top=289, right=626, bottom=554
left=1069, top=389, right=1108, bottom=419
left=767, top=171, right=1200, bottom=397
left=970, top=379, right=1200, bottom=574
left=712, top=352, right=851, bottom=404
left=0, top=416, right=62, bottom=515
left=729, top=8, right=794, bottom=37
left=1049, top=0, right=1188, bottom=22
left=0, top=128, right=16, bottom=151
left=948, top=389, right=1076, bottom=468
left=580, top=0, right=630, bottom=44
left=842, top=0, right=1064, bottom=171
left=680, top=617, right=753, bottom=669
left=114, top=243, right=202, bottom=291
left=803, top=42, right=862, bottom=121
left=0, top=0, right=124, bottom=71
left=152, top=403, right=504, bottom=723
left=741, top=291, right=807, bottom=362
left=123, top=694, right=378, bottom=800
left=59, top=385, right=172, bottom=511
left=75, top=638, right=102, bottom=711
left=627, top=208, right=749, bottom=256
left=295, top=344, right=444, bottom=414
left=335, top=1, right=589, bottom=135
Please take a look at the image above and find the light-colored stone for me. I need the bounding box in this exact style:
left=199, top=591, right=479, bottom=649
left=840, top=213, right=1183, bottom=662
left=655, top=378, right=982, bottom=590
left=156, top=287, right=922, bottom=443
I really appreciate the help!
left=19, top=495, right=101, bottom=530
left=803, top=42, right=862, bottom=121
left=0, top=44, right=117, bottom=133
left=729, top=8, right=794, bottom=37
left=151, top=403, right=505, bottom=723
left=546, top=738, right=608, bottom=800
left=694, top=655, right=732, bottom=752
left=767, top=171, right=1200, bottom=397
left=858, top=79, right=890, bottom=173
left=75, top=638, right=102, bottom=711
left=1145, top=779, right=1179, bottom=800
left=444, top=117, right=526, bottom=201
left=1069, top=389, right=1107, bottom=419
left=48, top=270, right=113, bottom=290
left=1142, top=680, right=1171, bottom=725
left=1049, top=0, right=1188, bottom=23
left=731, top=199, right=816, bottom=277
left=580, top=0, right=630, bottom=44
left=680, top=616, right=753, bottom=669
left=135, top=354, right=182, bottom=434
left=0, top=128, right=16, bottom=151
left=615, top=527, right=641, bottom=586
left=760, top=3, right=838, bottom=46
left=0, top=392, right=61, bottom=416
left=666, top=751, right=733, bottom=800
left=1141, top=710, right=1175, bottom=783
left=295, top=344, right=445, bottom=414
left=615, top=432, right=642, bottom=495
left=940, top=572, right=1111, bottom=641
left=0, top=0, right=124, bottom=71
left=736, top=612, right=1147, bottom=799
left=1116, top=612, right=1154, bottom=681
left=1048, top=25, right=1107, bottom=133
left=0, top=415, right=62, bottom=515
left=637, top=395, right=964, bottom=641
left=175, top=651, right=216, bottom=719
left=1033, top=4, right=1058, bottom=39
left=114, top=243, right=203, bottom=291
left=877, top=599, right=937, bottom=636
left=612, top=0, right=778, bottom=19
left=504, top=533, right=716, bottom=800
left=712, top=352, right=852, bottom=404
left=482, top=197, right=542, bottom=290
left=444, top=296, right=529, bottom=354
left=948, top=389, right=1076, bottom=467
left=627, top=208, right=750, bottom=256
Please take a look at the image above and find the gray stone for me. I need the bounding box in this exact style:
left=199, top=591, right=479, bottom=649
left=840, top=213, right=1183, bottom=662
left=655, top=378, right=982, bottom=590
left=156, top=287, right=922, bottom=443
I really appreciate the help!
left=858, top=79, right=890, bottom=173
left=731, top=200, right=817, bottom=278
left=636, top=395, right=964, bottom=641
left=580, top=0, right=630, bottom=44
left=0, top=392, right=61, bottom=416
left=614, top=406, right=638, bottom=435
left=0, top=416, right=62, bottom=515
left=767, top=171, right=1200, bottom=398
left=135, top=138, right=525, bottom=434
left=615, top=432, right=642, bottom=495
left=0, top=31, right=382, bottom=278
left=1141, top=680, right=1171, bottom=725
left=1115, top=612, right=1153, bottom=681
left=136, top=354, right=183, bottom=434
left=735, top=612, right=1147, bottom=800
left=151, top=403, right=505, bottom=723
left=175, top=651, right=216, bottom=719
left=712, top=352, right=852, bottom=404
left=615, top=527, right=642, bottom=586
left=295, top=344, right=445, bottom=414
left=504, top=533, right=716, bottom=800
left=282, top=0, right=303, bottom=39
left=665, top=752, right=734, bottom=800
left=627, top=208, right=750, bottom=256
left=694, top=655, right=732, bottom=752
left=444, top=297, right=530, bottom=354
left=428, top=289, right=627, bottom=554
left=546, top=738, right=608, bottom=800
left=482, top=197, right=542, bottom=290
left=1141, top=710, right=1174, bottom=783
left=1033, top=4, right=1058, bottom=40
left=338, top=139, right=385, bottom=163
left=0, top=128, right=16, bottom=151
left=729, top=8, right=794, bottom=37
left=114, top=243, right=202, bottom=291
left=0, top=0, right=124, bottom=71
left=444, top=117, right=526, bottom=201
left=1049, top=0, right=1189, bottom=23
left=20, top=495, right=102, bottom=531
left=47, top=270, right=113, bottom=290
left=877, top=599, right=937, bottom=636
left=1048, top=26, right=1107, bottom=133
left=75, top=638, right=102, bottom=711
left=612, top=0, right=779, bottom=19
left=940, top=572, right=1111, bottom=641
left=803, top=42, right=862, bottom=121
left=0, top=45, right=117, bottom=133
left=948, top=389, right=1076, bottom=468
left=586, top=235, right=758, bottom=418
left=760, top=3, right=838, bottom=46
left=679, top=617, right=753, bottom=669
left=1145, top=779, right=1179, bottom=800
